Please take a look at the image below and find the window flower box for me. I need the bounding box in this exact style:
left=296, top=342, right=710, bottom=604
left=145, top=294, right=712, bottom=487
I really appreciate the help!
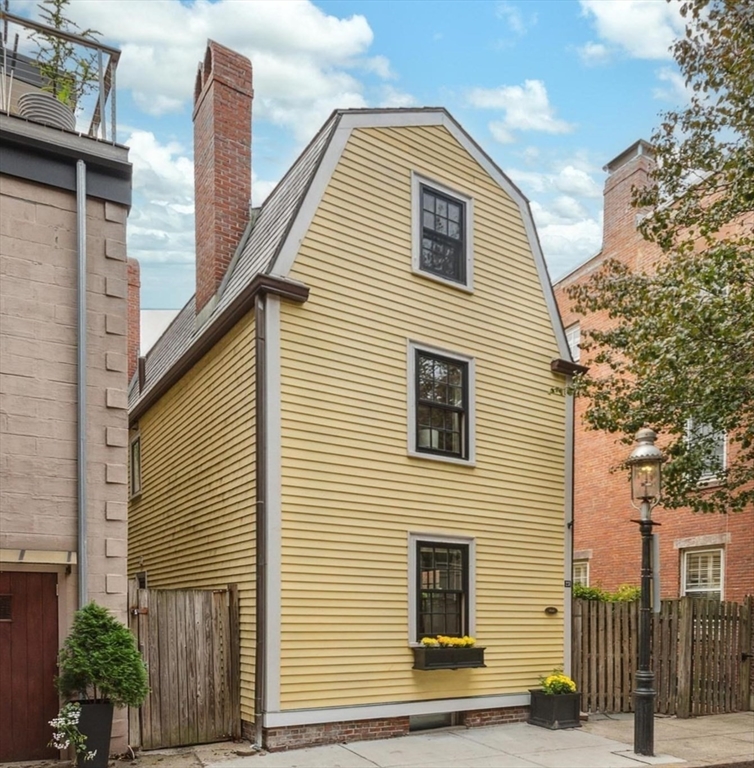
left=412, top=645, right=486, bottom=670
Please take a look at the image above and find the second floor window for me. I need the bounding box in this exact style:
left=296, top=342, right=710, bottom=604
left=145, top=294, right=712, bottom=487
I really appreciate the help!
left=565, top=323, right=581, bottom=362
left=686, top=419, right=726, bottom=482
left=416, top=350, right=468, bottom=459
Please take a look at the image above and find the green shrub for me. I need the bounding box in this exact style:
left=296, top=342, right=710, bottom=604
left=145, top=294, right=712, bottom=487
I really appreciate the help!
left=57, top=602, right=149, bottom=708
left=573, top=583, right=640, bottom=602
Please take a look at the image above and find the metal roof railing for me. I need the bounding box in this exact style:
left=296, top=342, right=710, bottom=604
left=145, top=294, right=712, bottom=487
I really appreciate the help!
left=0, top=9, right=121, bottom=143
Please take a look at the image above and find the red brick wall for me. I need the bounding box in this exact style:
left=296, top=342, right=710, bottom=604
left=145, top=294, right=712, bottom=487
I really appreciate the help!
left=127, top=257, right=140, bottom=382
left=193, top=41, right=252, bottom=314
left=554, top=145, right=754, bottom=604
left=241, top=705, right=530, bottom=751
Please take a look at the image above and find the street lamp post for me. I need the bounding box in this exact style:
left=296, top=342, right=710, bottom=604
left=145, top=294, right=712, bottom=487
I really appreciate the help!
left=627, top=428, right=664, bottom=757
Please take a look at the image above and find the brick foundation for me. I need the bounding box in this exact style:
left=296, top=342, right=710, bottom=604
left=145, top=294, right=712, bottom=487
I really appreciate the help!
left=462, top=705, right=529, bottom=727
left=242, top=705, right=530, bottom=752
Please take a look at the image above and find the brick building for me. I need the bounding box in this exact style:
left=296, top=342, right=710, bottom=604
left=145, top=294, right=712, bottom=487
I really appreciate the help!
left=554, top=140, right=754, bottom=604
left=0, top=22, right=133, bottom=761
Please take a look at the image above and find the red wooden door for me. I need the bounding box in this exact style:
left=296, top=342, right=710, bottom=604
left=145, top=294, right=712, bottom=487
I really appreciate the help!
left=0, top=571, right=60, bottom=761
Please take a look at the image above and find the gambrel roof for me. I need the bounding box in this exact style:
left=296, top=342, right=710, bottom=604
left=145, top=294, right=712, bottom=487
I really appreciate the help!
left=130, top=108, right=572, bottom=419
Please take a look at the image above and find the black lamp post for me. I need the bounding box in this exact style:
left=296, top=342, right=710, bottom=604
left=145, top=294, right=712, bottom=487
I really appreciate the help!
left=627, top=428, right=664, bottom=757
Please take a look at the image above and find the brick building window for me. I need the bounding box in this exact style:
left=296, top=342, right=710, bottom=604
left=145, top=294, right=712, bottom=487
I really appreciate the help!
left=686, top=419, right=726, bottom=482
left=682, top=548, right=723, bottom=600
left=573, top=560, right=589, bottom=586
left=565, top=323, right=580, bottom=362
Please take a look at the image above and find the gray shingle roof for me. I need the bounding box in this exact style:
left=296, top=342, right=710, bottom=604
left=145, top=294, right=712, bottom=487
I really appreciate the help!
left=129, top=111, right=340, bottom=411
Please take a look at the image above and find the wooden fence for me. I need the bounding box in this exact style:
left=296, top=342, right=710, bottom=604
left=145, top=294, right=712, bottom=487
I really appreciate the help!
left=128, top=582, right=241, bottom=749
left=572, top=596, right=752, bottom=717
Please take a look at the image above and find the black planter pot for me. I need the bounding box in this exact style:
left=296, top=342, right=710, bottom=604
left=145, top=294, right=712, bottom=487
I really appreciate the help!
left=77, top=701, right=114, bottom=768
left=412, top=646, right=486, bottom=670
left=527, top=689, right=581, bottom=730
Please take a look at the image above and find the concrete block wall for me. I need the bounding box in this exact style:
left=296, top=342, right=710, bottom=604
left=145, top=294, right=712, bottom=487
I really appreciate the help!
left=0, top=174, right=131, bottom=747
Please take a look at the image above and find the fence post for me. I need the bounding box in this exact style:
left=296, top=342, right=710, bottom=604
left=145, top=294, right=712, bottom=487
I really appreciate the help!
left=741, top=595, right=753, bottom=711
left=572, top=599, right=582, bottom=710
left=676, top=597, right=693, bottom=718
left=127, top=577, right=142, bottom=749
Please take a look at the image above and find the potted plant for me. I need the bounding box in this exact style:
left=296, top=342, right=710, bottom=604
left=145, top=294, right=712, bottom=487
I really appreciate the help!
left=412, top=635, right=486, bottom=670
left=53, top=602, right=149, bottom=767
left=528, top=670, right=581, bottom=730
left=18, top=0, right=100, bottom=130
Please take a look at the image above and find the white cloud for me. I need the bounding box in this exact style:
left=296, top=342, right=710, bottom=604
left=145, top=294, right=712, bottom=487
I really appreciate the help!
left=577, top=41, right=610, bottom=66
left=72, top=0, right=386, bottom=139
left=378, top=85, right=416, bottom=109
left=553, top=165, right=602, bottom=198
left=579, top=0, right=684, bottom=60
left=531, top=202, right=602, bottom=279
left=468, top=80, right=574, bottom=143
left=653, top=66, right=691, bottom=103
left=495, top=2, right=536, bottom=36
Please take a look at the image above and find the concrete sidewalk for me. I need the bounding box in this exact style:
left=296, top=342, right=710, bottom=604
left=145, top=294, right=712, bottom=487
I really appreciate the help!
left=190, top=711, right=753, bottom=768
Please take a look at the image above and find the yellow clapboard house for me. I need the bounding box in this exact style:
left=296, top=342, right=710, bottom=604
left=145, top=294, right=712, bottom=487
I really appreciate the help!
left=128, top=41, right=580, bottom=750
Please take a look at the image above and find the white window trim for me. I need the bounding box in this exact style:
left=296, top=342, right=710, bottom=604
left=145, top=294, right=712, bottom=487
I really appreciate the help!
left=407, top=340, right=476, bottom=466
left=408, top=532, right=476, bottom=646
left=411, top=171, right=474, bottom=293
left=681, top=547, right=724, bottom=600
left=129, top=433, right=142, bottom=499
left=565, top=323, right=580, bottom=363
left=573, top=560, right=589, bottom=587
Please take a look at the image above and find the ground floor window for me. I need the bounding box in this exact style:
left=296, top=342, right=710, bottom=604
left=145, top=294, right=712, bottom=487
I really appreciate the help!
left=573, top=560, right=589, bottom=587
left=408, top=533, right=475, bottom=643
left=682, top=548, right=723, bottom=600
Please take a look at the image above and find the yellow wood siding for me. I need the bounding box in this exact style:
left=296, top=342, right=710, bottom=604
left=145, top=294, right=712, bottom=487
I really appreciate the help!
left=128, top=312, right=257, bottom=720
left=278, top=125, right=566, bottom=708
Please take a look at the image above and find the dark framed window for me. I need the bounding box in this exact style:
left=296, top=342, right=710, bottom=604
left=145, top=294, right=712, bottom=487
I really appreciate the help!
left=420, top=185, right=465, bottom=284
left=417, top=541, right=469, bottom=638
left=130, top=436, right=141, bottom=497
left=416, top=350, right=468, bottom=458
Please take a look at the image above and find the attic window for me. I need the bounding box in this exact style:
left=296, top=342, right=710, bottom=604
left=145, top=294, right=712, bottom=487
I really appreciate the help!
left=412, top=172, right=474, bottom=291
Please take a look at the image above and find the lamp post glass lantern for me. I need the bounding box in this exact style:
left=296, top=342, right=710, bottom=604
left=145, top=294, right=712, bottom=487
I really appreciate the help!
left=627, top=428, right=664, bottom=757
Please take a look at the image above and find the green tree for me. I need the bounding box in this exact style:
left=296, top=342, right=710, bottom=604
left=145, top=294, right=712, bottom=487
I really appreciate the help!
left=568, top=0, right=753, bottom=514
left=30, top=0, right=101, bottom=108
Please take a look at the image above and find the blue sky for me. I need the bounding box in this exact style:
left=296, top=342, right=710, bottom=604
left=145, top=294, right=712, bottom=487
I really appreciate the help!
left=15, top=0, right=688, bottom=308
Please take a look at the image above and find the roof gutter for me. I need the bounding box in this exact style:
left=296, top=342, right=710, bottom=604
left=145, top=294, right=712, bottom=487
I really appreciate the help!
left=129, top=274, right=308, bottom=423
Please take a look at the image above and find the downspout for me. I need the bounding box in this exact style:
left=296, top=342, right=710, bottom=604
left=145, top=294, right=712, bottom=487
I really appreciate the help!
left=254, top=293, right=267, bottom=748
left=76, top=159, right=88, bottom=608
left=563, top=388, right=575, bottom=677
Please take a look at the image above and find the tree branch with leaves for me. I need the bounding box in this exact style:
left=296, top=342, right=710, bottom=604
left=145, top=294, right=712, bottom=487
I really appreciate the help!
left=568, top=0, right=753, bottom=514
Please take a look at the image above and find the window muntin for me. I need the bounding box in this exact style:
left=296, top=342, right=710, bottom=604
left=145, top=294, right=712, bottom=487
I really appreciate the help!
left=686, top=419, right=726, bottom=481
left=682, top=548, right=723, bottom=600
left=417, top=541, right=469, bottom=639
left=573, top=560, right=589, bottom=587
left=130, top=436, right=142, bottom=497
left=411, top=173, right=473, bottom=292
left=565, top=323, right=580, bottom=362
left=420, top=186, right=465, bottom=284
left=416, top=351, right=468, bottom=458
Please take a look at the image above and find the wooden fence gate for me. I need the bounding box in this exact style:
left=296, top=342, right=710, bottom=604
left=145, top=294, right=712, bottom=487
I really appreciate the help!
left=572, top=596, right=752, bottom=717
left=128, top=581, right=240, bottom=749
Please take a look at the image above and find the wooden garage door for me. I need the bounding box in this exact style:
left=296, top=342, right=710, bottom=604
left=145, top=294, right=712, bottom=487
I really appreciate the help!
left=0, top=572, right=59, bottom=761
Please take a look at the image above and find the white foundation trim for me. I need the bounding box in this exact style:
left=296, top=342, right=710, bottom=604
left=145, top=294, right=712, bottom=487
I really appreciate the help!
left=263, top=692, right=530, bottom=728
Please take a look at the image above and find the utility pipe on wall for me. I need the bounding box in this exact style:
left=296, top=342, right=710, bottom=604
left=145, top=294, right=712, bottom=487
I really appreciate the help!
left=76, top=159, right=88, bottom=608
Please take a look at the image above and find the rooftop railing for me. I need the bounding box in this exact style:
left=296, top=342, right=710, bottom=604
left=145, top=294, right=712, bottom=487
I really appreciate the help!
left=0, top=9, right=121, bottom=143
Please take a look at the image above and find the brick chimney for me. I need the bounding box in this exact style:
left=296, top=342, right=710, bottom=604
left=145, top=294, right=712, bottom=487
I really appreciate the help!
left=601, top=139, right=655, bottom=257
left=192, top=41, right=253, bottom=316
left=127, top=257, right=140, bottom=382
